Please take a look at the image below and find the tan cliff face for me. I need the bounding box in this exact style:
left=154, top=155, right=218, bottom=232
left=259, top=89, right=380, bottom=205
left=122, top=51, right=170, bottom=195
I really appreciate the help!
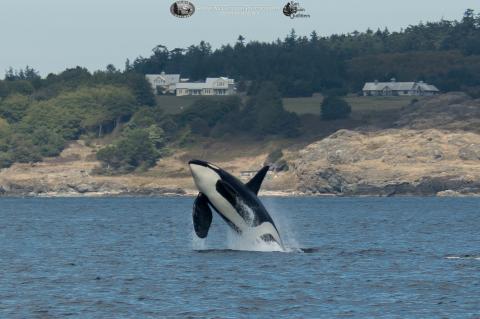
left=293, top=129, right=480, bottom=196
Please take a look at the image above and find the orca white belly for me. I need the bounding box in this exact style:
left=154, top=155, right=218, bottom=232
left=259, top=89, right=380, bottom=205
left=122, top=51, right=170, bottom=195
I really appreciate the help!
left=206, top=189, right=282, bottom=244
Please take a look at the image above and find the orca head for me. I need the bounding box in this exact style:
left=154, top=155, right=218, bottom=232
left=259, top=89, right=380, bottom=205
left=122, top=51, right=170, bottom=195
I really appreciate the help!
left=188, top=160, right=222, bottom=194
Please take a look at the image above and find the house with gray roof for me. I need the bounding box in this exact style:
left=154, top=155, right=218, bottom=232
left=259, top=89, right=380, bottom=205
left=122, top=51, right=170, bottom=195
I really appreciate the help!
left=176, top=77, right=235, bottom=96
left=146, top=72, right=235, bottom=96
left=363, top=79, right=440, bottom=96
left=146, top=72, right=181, bottom=95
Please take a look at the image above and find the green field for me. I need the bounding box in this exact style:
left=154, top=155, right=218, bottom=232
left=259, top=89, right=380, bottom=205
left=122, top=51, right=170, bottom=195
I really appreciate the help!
left=283, top=95, right=417, bottom=115
left=157, top=94, right=417, bottom=116
left=155, top=95, right=235, bottom=114
left=156, top=94, right=420, bottom=139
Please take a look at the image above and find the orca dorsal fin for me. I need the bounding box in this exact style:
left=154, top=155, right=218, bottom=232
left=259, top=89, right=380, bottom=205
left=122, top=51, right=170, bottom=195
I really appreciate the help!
left=193, top=193, right=213, bottom=238
left=245, top=166, right=270, bottom=195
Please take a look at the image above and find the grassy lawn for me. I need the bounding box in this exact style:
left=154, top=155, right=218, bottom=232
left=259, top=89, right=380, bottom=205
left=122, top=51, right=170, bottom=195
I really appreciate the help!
left=156, top=95, right=234, bottom=114
left=283, top=95, right=418, bottom=115
left=155, top=94, right=421, bottom=140
left=157, top=94, right=418, bottom=116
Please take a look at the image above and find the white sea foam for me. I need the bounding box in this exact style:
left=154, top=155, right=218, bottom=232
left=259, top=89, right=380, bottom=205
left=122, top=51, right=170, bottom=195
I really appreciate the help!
left=445, top=256, right=480, bottom=260
left=191, top=230, right=207, bottom=250
left=226, top=228, right=285, bottom=252
left=265, top=200, right=303, bottom=253
left=225, top=199, right=303, bottom=253
left=191, top=198, right=303, bottom=253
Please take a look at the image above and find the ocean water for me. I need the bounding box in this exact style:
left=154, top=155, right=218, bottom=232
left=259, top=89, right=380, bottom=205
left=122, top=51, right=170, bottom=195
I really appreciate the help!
left=0, top=197, right=479, bottom=318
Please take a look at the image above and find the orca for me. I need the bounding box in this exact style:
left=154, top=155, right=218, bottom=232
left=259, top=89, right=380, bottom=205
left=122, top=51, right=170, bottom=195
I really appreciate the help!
left=188, top=159, right=284, bottom=248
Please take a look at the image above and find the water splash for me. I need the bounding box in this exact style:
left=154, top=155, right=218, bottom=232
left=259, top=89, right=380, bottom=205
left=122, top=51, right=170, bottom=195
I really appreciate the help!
left=191, top=198, right=303, bottom=253
left=226, top=228, right=285, bottom=252
left=191, top=229, right=207, bottom=250
left=265, top=199, right=303, bottom=252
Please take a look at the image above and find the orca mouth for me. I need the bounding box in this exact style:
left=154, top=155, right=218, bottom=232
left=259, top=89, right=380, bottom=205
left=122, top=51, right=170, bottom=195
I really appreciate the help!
left=188, top=159, right=209, bottom=167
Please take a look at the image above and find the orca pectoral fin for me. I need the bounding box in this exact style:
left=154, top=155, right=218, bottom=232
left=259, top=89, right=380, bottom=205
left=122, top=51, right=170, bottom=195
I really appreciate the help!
left=245, top=166, right=270, bottom=195
left=193, top=193, right=213, bottom=238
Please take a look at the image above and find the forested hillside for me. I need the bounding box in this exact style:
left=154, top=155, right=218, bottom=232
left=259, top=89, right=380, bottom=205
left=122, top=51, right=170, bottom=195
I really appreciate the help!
left=131, top=9, right=480, bottom=97
left=0, top=9, right=479, bottom=171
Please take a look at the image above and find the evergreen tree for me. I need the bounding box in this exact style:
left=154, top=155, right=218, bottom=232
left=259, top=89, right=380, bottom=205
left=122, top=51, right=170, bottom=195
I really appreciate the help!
left=321, top=96, right=352, bottom=120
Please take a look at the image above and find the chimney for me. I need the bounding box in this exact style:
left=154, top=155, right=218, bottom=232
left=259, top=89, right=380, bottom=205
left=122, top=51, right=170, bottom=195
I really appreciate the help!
left=374, top=79, right=379, bottom=84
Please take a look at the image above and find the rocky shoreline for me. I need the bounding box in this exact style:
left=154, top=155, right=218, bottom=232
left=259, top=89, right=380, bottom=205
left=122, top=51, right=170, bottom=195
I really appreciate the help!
left=1, top=181, right=479, bottom=198
left=0, top=180, right=187, bottom=197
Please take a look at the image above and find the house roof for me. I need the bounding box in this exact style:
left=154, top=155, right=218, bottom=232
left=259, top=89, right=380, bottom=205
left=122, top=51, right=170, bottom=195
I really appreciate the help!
left=363, top=81, right=439, bottom=92
left=206, top=77, right=234, bottom=85
left=146, top=73, right=180, bottom=85
left=176, top=82, right=210, bottom=89
left=176, top=77, right=234, bottom=90
left=417, top=83, right=440, bottom=92
left=363, top=82, right=415, bottom=91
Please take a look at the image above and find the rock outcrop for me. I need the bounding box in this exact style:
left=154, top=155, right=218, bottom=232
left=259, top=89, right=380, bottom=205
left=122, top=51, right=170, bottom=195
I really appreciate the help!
left=395, top=92, right=480, bottom=132
left=292, top=93, right=480, bottom=196
left=293, top=128, right=480, bottom=196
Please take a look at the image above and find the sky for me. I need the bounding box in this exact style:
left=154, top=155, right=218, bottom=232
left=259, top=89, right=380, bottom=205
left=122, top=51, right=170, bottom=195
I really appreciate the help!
left=0, top=0, right=479, bottom=76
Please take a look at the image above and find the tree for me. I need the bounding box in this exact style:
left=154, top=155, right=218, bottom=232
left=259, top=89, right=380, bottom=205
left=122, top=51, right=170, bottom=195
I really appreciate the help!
left=10, top=135, right=42, bottom=163
left=0, top=94, right=31, bottom=123
left=236, top=35, right=246, bottom=46
left=190, top=118, right=210, bottom=136
left=146, top=125, right=166, bottom=149
left=0, top=81, right=8, bottom=98
left=241, top=82, right=300, bottom=137
left=30, top=127, right=65, bottom=157
left=0, top=118, right=10, bottom=138
left=321, top=96, right=352, bottom=120
left=128, top=107, right=159, bottom=128
left=5, top=81, right=35, bottom=96
left=97, top=128, right=161, bottom=173
left=126, top=73, right=156, bottom=106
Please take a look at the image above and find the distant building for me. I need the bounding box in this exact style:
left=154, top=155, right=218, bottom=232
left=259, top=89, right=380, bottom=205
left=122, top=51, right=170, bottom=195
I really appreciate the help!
left=176, top=77, right=235, bottom=96
left=146, top=72, right=180, bottom=95
left=363, top=79, right=440, bottom=96
left=145, top=73, right=235, bottom=96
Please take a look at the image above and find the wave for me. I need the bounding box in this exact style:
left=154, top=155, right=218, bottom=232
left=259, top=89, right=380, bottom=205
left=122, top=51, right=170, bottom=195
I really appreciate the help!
left=193, top=247, right=320, bottom=254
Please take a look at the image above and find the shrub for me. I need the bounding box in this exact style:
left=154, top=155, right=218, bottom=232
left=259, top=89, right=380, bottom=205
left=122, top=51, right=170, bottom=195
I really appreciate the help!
left=321, top=96, right=352, bottom=120
left=0, top=151, right=14, bottom=168
left=265, top=148, right=283, bottom=165
left=0, top=94, right=31, bottom=123
left=31, top=127, right=65, bottom=157
left=96, top=128, right=160, bottom=173
left=10, top=136, right=42, bottom=163
left=190, top=118, right=210, bottom=136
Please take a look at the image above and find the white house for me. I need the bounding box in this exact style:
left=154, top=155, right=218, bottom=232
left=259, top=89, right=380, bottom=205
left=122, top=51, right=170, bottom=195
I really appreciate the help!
left=146, top=72, right=235, bottom=96
left=363, top=79, right=440, bottom=96
left=145, top=72, right=180, bottom=95
left=176, top=77, right=235, bottom=96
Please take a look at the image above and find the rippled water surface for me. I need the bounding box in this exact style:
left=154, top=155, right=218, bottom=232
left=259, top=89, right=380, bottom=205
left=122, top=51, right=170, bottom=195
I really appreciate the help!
left=1, top=197, right=480, bottom=318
